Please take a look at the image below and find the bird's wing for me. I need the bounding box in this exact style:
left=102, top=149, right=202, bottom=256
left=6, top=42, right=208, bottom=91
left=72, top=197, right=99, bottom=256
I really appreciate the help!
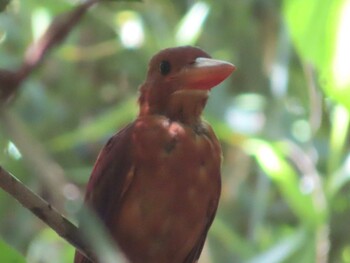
left=184, top=185, right=221, bottom=263
left=74, top=123, right=134, bottom=263
left=85, top=123, right=135, bottom=224
left=184, top=209, right=218, bottom=263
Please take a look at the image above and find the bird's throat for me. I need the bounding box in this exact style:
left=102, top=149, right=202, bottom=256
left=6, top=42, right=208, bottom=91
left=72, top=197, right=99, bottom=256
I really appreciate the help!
left=166, top=90, right=209, bottom=125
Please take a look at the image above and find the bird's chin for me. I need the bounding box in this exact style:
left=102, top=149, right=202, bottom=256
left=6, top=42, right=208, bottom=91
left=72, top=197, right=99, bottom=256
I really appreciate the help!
left=166, top=89, right=209, bottom=124
left=171, top=89, right=209, bottom=98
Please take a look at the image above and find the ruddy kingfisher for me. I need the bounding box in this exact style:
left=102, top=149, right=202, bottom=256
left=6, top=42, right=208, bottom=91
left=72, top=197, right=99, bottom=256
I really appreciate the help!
left=74, top=46, right=235, bottom=263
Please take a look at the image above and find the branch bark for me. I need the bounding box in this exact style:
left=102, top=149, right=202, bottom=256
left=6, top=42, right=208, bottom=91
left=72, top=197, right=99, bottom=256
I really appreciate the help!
left=0, top=165, right=94, bottom=261
left=0, top=165, right=128, bottom=262
left=0, top=0, right=98, bottom=103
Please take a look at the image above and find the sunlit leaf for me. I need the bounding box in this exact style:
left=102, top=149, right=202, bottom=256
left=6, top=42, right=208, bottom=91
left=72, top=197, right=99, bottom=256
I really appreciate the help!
left=327, top=154, right=350, bottom=197
left=31, top=7, right=51, bottom=41
left=331, top=1, right=350, bottom=90
left=328, top=105, right=350, bottom=176
left=283, top=0, right=336, bottom=69
left=283, top=0, right=350, bottom=108
left=326, top=0, right=350, bottom=109
left=244, top=139, right=324, bottom=225
left=175, top=1, right=210, bottom=45
left=327, top=105, right=350, bottom=196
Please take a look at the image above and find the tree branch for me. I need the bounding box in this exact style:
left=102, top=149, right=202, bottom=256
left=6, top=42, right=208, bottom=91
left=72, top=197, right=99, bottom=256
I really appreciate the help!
left=0, top=165, right=128, bottom=262
left=0, top=0, right=99, bottom=103
left=0, top=165, right=94, bottom=261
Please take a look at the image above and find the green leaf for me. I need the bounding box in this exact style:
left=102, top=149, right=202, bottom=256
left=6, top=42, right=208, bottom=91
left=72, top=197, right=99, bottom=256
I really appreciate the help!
left=0, top=238, right=25, bottom=263
left=244, top=139, right=326, bottom=226
left=283, top=0, right=336, bottom=69
left=328, top=105, right=350, bottom=176
left=283, top=0, right=350, bottom=109
left=327, top=106, right=350, bottom=197
left=175, top=1, right=210, bottom=45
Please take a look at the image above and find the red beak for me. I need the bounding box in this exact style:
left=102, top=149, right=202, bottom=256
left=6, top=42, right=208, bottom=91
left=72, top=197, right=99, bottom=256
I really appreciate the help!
left=180, top=57, right=236, bottom=90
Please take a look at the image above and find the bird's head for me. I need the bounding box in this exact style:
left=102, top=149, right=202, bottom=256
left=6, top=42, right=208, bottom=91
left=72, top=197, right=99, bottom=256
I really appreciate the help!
left=139, top=46, right=235, bottom=124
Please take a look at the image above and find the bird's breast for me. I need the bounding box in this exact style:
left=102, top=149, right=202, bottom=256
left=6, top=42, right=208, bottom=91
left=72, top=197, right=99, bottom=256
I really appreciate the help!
left=112, top=115, right=221, bottom=263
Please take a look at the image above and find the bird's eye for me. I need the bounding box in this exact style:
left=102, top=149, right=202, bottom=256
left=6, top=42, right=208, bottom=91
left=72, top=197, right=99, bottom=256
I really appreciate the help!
left=159, top=60, right=171, bottom=75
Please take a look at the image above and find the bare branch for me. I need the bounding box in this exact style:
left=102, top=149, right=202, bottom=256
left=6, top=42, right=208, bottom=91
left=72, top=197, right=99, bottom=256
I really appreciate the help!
left=0, top=165, right=128, bottom=262
left=0, top=0, right=99, bottom=103
left=0, top=165, right=94, bottom=261
left=24, top=0, right=98, bottom=69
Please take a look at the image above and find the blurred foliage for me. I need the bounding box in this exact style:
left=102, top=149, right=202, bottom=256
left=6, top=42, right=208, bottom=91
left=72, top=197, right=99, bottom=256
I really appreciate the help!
left=0, top=0, right=10, bottom=13
left=0, top=238, right=25, bottom=263
left=1, top=0, right=350, bottom=262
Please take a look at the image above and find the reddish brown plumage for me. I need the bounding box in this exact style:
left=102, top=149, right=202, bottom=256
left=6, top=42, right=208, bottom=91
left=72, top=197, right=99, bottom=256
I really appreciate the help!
left=74, top=46, right=235, bottom=263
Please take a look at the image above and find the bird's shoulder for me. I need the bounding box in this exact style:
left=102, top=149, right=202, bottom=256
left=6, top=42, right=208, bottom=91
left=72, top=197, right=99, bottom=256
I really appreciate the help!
left=84, top=123, right=135, bottom=217
left=133, top=114, right=218, bottom=143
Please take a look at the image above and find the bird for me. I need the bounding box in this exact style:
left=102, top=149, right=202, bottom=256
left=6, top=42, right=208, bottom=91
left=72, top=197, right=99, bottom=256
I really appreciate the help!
left=74, top=46, right=235, bottom=263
